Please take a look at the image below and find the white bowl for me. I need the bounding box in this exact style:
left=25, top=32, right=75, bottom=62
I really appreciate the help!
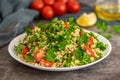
left=8, top=30, right=112, bottom=71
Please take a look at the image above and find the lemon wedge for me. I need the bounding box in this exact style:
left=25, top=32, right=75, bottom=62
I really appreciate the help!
left=76, top=12, right=97, bottom=27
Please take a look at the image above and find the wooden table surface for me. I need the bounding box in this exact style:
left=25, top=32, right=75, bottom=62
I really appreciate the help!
left=0, top=0, right=120, bottom=80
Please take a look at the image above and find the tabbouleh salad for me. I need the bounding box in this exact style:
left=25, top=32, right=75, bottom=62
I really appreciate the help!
left=15, top=18, right=107, bottom=68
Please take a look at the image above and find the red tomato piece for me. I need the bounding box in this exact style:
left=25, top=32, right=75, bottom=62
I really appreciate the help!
left=67, top=1, right=80, bottom=13
left=84, top=45, right=96, bottom=58
left=53, top=1, right=67, bottom=16
left=88, top=37, right=93, bottom=48
left=79, top=31, right=83, bottom=36
left=30, top=0, right=44, bottom=12
left=64, top=22, right=70, bottom=28
left=34, top=50, right=45, bottom=63
left=44, top=0, right=55, bottom=6
left=39, top=59, right=54, bottom=67
left=41, top=6, right=54, bottom=19
left=22, top=47, right=29, bottom=57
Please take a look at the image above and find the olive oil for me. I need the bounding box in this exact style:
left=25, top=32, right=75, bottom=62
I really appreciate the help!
left=95, top=5, right=120, bottom=21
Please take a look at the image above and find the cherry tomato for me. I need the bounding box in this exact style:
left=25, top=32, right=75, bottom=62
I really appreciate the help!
left=84, top=45, right=96, bottom=58
left=56, top=0, right=68, bottom=3
left=34, top=50, right=45, bottom=63
left=88, top=37, right=93, bottom=48
left=67, top=1, right=80, bottom=13
left=41, top=6, right=54, bottom=19
left=30, top=0, right=44, bottom=12
left=44, top=0, right=55, bottom=6
left=39, top=59, right=54, bottom=67
left=69, top=0, right=76, bottom=2
left=22, top=47, right=29, bottom=57
left=53, top=2, right=66, bottom=16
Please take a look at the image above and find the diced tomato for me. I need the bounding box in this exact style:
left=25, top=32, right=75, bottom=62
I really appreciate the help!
left=39, top=59, right=54, bottom=67
left=84, top=45, right=96, bottom=58
left=34, top=49, right=45, bottom=63
left=32, top=26, right=35, bottom=30
left=22, top=47, right=29, bottom=57
left=88, top=37, right=93, bottom=48
left=64, top=22, right=70, bottom=28
left=79, top=31, right=82, bottom=36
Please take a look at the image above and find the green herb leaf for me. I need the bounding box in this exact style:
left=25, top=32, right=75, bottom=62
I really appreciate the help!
left=89, top=32, right=98, bottom=41
left=78, top=32, right=88, bottom=45
left=64, top=61, right=71, bottom=67
left=113, top=25, right=120, bottom=33
left=95, top=21, right=113, bottom=40
left=57, top=35, right=64, bottom=41
left=67, top=17, right=74, bottom=24
left=15, top=43, right=24, bottom=54
left=38, top=22, right=46, bottom=31
left=29, top=46, right=35, bottom=53
left=96, top=42, right=107, bottom=51
left=81, top=52, right=91, bottom=64
left=25, top=27, right=32, bottom=35
left=104, top=34, right=112, bottom=40
left=29, top=35, right=38, bottom=42
left=48, top=44, right=58, bottom=52
left=38, top=41, right=47, bottom=48
left=58, top=41, right=66, bottom=50
left=63, top=54, right=72, bottom=67
left=96, top=21, right=108, bottom=32
left=45, top=50, right=56, bottom=62
left=73, top=49, right=83, bottom=60
left=25, top=53, right=34, bottom=62
left=96, top=52, right=103, bottom=59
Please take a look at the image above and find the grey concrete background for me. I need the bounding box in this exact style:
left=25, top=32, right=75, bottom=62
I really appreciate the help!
left=0, top=0, right=120, bottom=80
